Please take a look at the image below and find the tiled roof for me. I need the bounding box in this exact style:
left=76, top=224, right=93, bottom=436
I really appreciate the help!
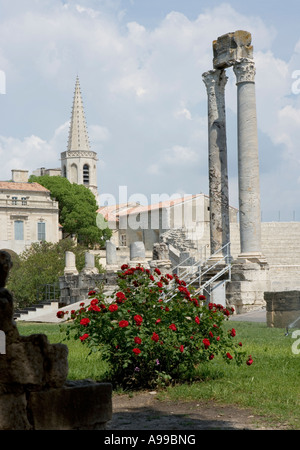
left=0, top=182, right=50, bottom=192
left=97, top=194, right=205, bottom=221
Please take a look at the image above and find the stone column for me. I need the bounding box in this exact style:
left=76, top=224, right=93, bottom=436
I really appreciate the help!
left=233, top=58, right=263, bottom=260
left=202, top=69, right=230, bottom=259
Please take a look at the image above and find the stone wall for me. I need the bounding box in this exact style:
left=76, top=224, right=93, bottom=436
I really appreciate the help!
left=0, top=250, right=112, bottom=430
left=265, top=290, right=300, bottom=329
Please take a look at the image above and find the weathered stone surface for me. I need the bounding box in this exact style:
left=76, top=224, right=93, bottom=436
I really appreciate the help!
left=130, top=241, right=146, bottom=261
left=0, top=392, right=32, bottom=430
left=202, top=68, right=230, bottom=257
left=153, top=242, right=169, bottom=260
left=213, top=30, right=253, bottom=69
left=106, top=240, right=117, bottom=265
left=265, top=291, right=300, bottom=328
left=28, top=381, right=112, bottom=430
left=226, top=262, right=270, bottom=313
left=64, top=251, right=78, bottom=275
left=0, top=250, right=112, bottom=430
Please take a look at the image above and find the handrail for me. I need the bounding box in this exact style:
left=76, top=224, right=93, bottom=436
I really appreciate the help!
left=172, top=243, right=209, bottom=276
left=164, top=242, right=231, bottom=302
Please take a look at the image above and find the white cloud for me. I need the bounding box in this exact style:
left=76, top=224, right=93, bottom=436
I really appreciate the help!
left=0, top=1, right=298, bottom=219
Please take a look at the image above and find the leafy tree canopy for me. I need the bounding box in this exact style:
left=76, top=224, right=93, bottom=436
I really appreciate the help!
left=29, top=175, right=112, bottom=246
left=7, top=239, right=103, bottom=308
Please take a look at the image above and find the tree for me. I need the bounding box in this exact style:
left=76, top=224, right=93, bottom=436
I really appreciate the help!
left=29, top=175, right=112, bottom=247
left=7, top=240, right=103, bottom=308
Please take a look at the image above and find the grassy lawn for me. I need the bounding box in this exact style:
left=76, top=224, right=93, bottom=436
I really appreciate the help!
left=17, top=320, right=300, bottom=429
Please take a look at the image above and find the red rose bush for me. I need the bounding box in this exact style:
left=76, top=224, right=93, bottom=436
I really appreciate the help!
left=58, top=264, right=250, bottom=388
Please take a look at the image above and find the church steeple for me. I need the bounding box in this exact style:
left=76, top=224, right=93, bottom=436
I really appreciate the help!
left=67, top=76, right=91, bottom=152
left=61, top=77, right=98, bottom=199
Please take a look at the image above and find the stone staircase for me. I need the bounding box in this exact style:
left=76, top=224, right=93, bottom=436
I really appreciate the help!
left=14, top=300, right=59, bottom=322
left=161, top=228, right=197, bottom=253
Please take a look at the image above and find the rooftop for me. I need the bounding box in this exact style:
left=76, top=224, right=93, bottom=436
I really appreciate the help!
left=0, top=182, right=50, bottom=193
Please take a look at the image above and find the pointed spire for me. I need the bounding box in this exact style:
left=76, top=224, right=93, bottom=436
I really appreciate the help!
left=67, top=76, right=91, bottom=152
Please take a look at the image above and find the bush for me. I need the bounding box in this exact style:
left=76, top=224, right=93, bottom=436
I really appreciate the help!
left=59, top=264, right=252, bottom=389
left=7, top=240, right=103, bottom=308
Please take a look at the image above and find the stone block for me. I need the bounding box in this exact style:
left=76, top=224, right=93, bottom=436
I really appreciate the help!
left=130, top=241, right=145, bottom=261
left=28, top=380, right=112, bottom=430
left=106, top=240, right=117, bottom=265
left=213, top=30, right=253, bottom=69
left=265, top=291, right=300, bottom=328
left=0, top=392, right=32, bottom=430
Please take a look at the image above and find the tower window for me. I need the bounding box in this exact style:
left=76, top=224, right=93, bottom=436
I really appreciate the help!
left=83, top=164, right=89, bottom=185
left=63, top=165, right=67, bottom=178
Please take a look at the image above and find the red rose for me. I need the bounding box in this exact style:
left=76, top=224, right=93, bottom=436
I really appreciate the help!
left=209, top=354, right=214, bottom=360
left=151, top=332, right=159, bottom=342
left=157, top=282, right=163, bottom=288
left=79, top=333, right=89, bottom=341
left=133, top=348, right=141, bottom=355
left=199, top=295, right=206, bottom=300
left=238, top=342, right=243, bottom=346
left=80, top=318, right=90, bottom=326
left=88, top=290, right=96, bottom=296
left=230, top=328, right=236, bottom=337
left=169, top=323, right=177, bottom=331
left=203, top=338, right=210, bottom=349
left=195, top=316, right=200, bottom=324
left=56, top=311, right=65, bottom=318
left=116, top=292, right=126, bottom=303
left=246, top=355, right=253, bottom=366
left=149, top=275, right=154, bottom=281
left=209, top=331, right=214, bottom=338
left=134, top=315, right=143, bottom=326
left=155, top=318, right=161, bottom=324
left=166, top=274, right=173, bottom=280
left=134, top=337, right=142, bottom=344
left=119, top=320, right=129, bottom=328
left=154, top=268, right=161, bottom=275
left=179, top=345, right=184, bottom=353
left=108, top=304, right=118, bottom=312
left=121, top=264, right=129, bottom=270
left=165, top=307, right=169, bottom=312
left=90, top=298, right=99, bottom=306
left=88, top=304, right=101, bottom=312
left=226, top=352, right=233, bottom=360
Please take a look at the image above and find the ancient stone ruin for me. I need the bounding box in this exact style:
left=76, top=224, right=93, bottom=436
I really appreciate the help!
left=202, top=30, right=270, bottom=312
left=0, top=250, right=112, bottom=430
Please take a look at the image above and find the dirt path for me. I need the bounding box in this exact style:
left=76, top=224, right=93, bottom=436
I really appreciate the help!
left=106, top=391, right=286, bottom=430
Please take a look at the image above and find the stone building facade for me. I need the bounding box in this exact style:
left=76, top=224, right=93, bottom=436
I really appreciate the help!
left=0, top=170, right=60, bottom=255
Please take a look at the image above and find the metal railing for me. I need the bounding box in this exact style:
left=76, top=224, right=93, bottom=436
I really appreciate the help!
left=165, top=242, right=231, bottom=302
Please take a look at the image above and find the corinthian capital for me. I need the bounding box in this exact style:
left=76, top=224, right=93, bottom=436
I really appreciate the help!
left=202, top=69, right=228, bottom=96
left=233, top=58, right=256, bottom=84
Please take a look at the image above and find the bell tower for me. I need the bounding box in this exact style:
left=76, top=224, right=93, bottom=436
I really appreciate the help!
left=61, top=77, right=98, bottom=197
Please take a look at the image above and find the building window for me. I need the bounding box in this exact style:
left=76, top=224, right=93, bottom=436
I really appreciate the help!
left=83, top=164, right=89, bottom=185
left=12, top=196, right=17, bottom=205
left=63, top=165, right=67, bottom=178
left=37, top=222, right=46, bottom=241
left=21, top=197, right=27, bottom=205
left=120, top=234, right=127, bottom=246
left=14, top=220, right=24, bottom=240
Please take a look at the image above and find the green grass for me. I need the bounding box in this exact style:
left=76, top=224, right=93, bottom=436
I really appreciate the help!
left=18, top=321, right=300, bottom=429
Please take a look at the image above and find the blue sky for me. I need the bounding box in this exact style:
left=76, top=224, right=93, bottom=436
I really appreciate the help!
left=0, top=0, right=300, bottom=221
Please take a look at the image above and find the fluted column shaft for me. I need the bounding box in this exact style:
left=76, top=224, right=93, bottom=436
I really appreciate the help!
left=202, top=69, right=230, bottom=257
left=233, top=58, right=262, bottom=256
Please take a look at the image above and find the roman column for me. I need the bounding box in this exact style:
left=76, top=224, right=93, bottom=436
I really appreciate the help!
left=202, top=69, right=231, bottom=260
left=233, top=58, right=263, bottom=259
